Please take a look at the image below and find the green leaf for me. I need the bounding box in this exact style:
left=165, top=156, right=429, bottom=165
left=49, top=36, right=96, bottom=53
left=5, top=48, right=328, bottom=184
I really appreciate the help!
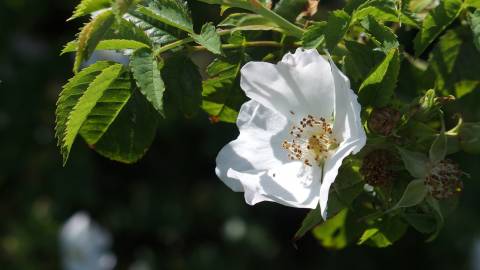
left=55, top=61, right=113, bottom=161
left=191, top=23, right=222, bottom=55
left=74, top=10, right=115, bottom=72
left=403, top=213, right=436, bottom=234
left=293, top=207, right=323, bottom=242
left=61, top=39, right=150, bottom=55
left=124, top=11, right=178, bottom=45
left=273, top=0, right=308, bottom=22
left=219, top=13, right=282, bottom=32
left=360, top=15, right=399, bottom=52
left=162, top=55, right=203, bottom=117
left=413, top=0, right=463, bottom=56
left=353, top=0, right=419, bottom=27
left=428, top=28, right=480, bottom=95
left=326, top=159, right=364, bottom=218
left=344, top=41, right=383, bottom=89
left=392, top=179, right=428, bottom=209
left=469, top=10, right=480, bottom=52
left=465, top=0, right=480, bottom=9
left=358, top=216, right=407, bottom=248
left=396, top=147, right=429, bottom=178
left=459, top=122, right=480, bottom=154
left=409, top=0, right=438, bottom=13
left=324, top=10, right=351, bottom=52
left=92, top=89, right=159, bottom=163
left=429, top=119, right=447, bottom=163
left=357, top=228, right=380, bottom=245
left=69, top=0, right=112, bottom=21
left=202, top=54, right=246, bottom=123
left=426, top=196, right=444, bottom=241
left=130, top=48, right=166, bottom=116
left=62, top=63, right=125, bottom=163
left=358, top=48, right=400, bottom=107
left=79, top=69, right=133, bottom=146
left=112, top=0, right=136, bottom=18
left=105, top=17, right=153, bottom=45
left=312, top=209, right=349, bottom=249
left=302, top=22, right=326, bottom=49
left=135, top=0, right=193, bottom=34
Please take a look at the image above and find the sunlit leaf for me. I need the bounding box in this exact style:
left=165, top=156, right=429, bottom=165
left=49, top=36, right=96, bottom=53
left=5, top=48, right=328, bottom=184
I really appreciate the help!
left=324, top=10, right=351, bottom=52
left=61, top=63, right=127, bottom=163
left=130, top=48, right=166, bottom=116
left=69, top=0, right=112, bottom=21
left=135, top=0, right=193, bottom=34
left=302, top=22, right=326, bottom=49
left=469, top=10, right=480, bottom=52
left=191, top=23, right=222, bottom=55
left=202, top=53, right=246, bottom=123
left=358, top=48, right=400, bottom=107
left=74, top=10, right=115, bottom=72
left=61, top=39, right=150, bottom=55
left=413, top=0, right=463, bottom=56
left=360, top=15, right=399, bottom=52
left=56, top=61, right=113, bottom=162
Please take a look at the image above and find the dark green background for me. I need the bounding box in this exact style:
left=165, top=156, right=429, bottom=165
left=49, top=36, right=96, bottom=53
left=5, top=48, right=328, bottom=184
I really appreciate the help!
left=1, top=0, right=480, bottom=269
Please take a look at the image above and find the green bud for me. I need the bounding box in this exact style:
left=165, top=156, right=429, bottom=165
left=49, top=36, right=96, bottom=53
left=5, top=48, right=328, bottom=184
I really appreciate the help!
left=459, top=122, right=480, bottom=154
left=412, top=89, right=455, bottom=121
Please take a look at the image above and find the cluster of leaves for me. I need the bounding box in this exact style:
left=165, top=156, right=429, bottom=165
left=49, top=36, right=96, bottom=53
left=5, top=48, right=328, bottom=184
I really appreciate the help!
left=58, top=0, right=480, bottom=248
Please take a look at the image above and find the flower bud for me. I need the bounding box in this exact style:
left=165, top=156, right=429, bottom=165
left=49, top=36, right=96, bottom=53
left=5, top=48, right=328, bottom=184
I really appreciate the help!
left=425, top=159, right=463, bottom=200
left=367, top=107, right=401, bottom=136
left=413, top=89, right=455, bottom=121
left=459, top=122, right=480, bottom=154
left=360, top=149, right=396, bottom=186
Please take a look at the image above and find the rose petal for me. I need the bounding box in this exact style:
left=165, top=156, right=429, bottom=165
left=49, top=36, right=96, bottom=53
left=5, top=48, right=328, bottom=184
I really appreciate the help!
left=227, top=161, right=322, bottom=209
left=216, top=100, right=290, bottom=192
left=240, top=48, right=335, bottom=120
left=329, top=57, right=365, bottom=143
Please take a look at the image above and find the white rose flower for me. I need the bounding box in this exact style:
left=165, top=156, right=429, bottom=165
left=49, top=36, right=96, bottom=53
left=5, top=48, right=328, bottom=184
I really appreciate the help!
left=215, top=48, right=366, bottom=218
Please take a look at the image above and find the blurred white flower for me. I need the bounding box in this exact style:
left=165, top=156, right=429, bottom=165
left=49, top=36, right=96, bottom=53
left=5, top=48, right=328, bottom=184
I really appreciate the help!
left=216, top=48, right=366, bottom=218
left=60, top=212, right=116, bottom=270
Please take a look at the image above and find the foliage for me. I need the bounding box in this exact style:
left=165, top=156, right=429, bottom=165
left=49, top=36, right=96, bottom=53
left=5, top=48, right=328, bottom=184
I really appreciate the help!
left=57, top=0, right=480, bottom=250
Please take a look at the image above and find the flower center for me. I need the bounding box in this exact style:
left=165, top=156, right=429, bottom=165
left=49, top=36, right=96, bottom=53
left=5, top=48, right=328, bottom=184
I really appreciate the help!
left=282, top=115, right=338, bottom=167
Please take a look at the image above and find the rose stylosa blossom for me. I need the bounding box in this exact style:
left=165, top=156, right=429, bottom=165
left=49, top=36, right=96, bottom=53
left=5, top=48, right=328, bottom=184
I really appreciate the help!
left=216, top=48, right=366, bottom=218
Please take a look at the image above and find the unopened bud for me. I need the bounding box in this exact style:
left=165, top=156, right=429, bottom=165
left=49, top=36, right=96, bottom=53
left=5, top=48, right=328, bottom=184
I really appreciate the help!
left=360, top=149, right=396, bottom=186
left=413, top=90, right=455, bottom=121
left=367, top=107, right=401, bottom=136
left=425, top=159, right=463, bottom=200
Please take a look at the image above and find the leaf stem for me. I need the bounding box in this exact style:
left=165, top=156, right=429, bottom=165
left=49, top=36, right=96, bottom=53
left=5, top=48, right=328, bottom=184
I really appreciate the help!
left=198, top=0, right=305, bottom=38
left=241, top=1, right=305, bottom=38
left=154, top=37, right=194, bottom=55
left=190, top=41, right=283, bottom=51
left=154, top=29, right=232, bottom=56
